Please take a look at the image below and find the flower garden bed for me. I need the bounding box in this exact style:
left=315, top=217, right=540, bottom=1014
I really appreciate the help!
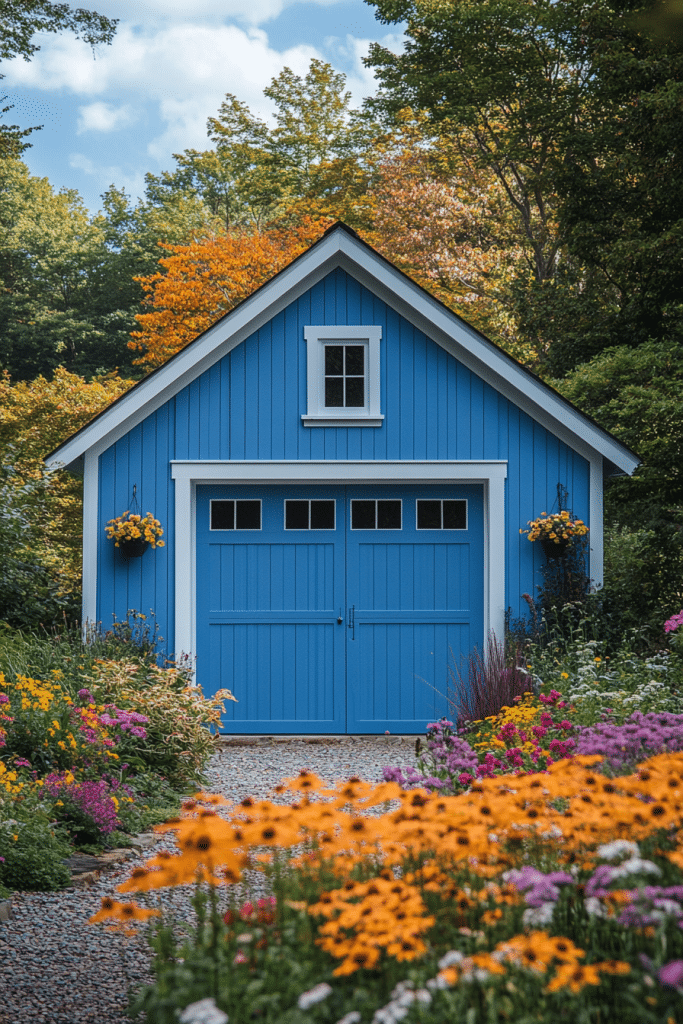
left=3, top=612, right=683, bottom=1023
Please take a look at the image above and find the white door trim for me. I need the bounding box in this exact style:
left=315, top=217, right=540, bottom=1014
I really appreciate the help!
left=170, top=460, right=508, bottom=664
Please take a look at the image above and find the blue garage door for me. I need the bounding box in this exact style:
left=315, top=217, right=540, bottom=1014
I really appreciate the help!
left=196, top=484, right=483, bottom=734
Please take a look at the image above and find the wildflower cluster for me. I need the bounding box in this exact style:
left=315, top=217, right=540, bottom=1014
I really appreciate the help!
left=386, top=692, right=585, bottom=793
left=94, top=754, right=683, bottom=1024
left=520, top=510, right=589, bottom=544
left=105, top=511, right=165, bottom=548
left=40, top=771, right=124, bottom=841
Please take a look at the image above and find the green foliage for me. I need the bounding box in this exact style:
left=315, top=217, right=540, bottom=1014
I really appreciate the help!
left=365, top=0, right=683, bottom=375
left=147, top=59, right=378, bottom=232
left=554, top=339, right=683, bottom=521
left=0, top=0, right=117, bottom=158
left=0, top=453, right=74, bottom=627
left=0, top=814, right=71, bottom=891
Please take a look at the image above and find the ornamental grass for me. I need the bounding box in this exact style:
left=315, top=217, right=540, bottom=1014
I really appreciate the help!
left=93, top=754, right=683, bottom=1024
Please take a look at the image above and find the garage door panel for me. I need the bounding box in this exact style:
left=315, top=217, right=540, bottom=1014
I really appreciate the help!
left=197, top=485, right=346, bottom=733
left=348, top=621, right=470, bottom=732
left=198, top=483, right=482, bottom=734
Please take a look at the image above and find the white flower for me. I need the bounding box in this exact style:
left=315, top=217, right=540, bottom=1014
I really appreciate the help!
left=596, top=840, right=639, bottom=862
left=334, top=1014, right=362, bottom=1024
left=523, top=902, right=556, bottom=927
left=611, top=857, right=661, bottom=879
left=438, top=949, right=464, bottom=969
left=414, top=989, right=432, bottom=1005
left=584, top=897, right=607, bottom=918
left=178, top=998, right=229, bottom=1024
left=297, top=983, right=333, bottom=1010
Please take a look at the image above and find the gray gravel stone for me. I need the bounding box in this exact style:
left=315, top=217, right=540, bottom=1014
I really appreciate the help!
left=0, top=737, right=419, bottom=1024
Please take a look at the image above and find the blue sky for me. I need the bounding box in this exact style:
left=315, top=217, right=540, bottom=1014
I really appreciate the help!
left=2, top=0, right=403, bottom=215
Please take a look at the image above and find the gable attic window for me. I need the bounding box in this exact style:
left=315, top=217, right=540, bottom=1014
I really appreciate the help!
left=302, top=325, right=384, bottom=427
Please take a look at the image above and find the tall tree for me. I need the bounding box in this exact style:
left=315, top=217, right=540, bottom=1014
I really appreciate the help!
left=365, top=116, right=531, bottom=362
left=129, top=218, right=330, bottom=368
left=0, top=162, right=215, bottom=380
left=145, top=60, right=378, bottom=232
left=364, top=0, right=683, bottom=374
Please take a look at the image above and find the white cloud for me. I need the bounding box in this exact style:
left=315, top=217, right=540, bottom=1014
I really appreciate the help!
left=77, top=102, right=138, bottom=133
left=324, top=32, right=405, bottom=101
left=69, top=152, right=147, bottom=199
left=5, top=22, right=323, bottom=163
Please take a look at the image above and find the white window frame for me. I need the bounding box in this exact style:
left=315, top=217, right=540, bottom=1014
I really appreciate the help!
left=302, top=326, right=383, bottom=427
left=350, top=498, right=403, bottom=530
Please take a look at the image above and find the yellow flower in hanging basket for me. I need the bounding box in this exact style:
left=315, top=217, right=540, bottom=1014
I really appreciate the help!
left=520, top=511, right=589, bottom=545
left=105, top=511, right=165, bottom=548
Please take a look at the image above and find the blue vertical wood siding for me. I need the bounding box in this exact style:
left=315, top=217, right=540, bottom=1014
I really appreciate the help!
left=97, top=266, right=591, bottom=661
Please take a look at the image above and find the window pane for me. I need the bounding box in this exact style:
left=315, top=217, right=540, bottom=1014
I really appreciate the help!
left=285, top=500, right=309, bottom=530
left=417, top=500, right=441, bottom=530
left=235, top=500, right=261, bottom=530
left=443, top=500, right=467, bottom=530
left=345, top=345, right=364, bottom=376
left=325, top=377, right=344, bottom=407
left=211, top=500, right=234, bottom=530
left=352, top=500, right=376, bottom=529
left=378, top=500, right=402, bottom=530
left=310, top=500, right=335, bottom=530
left=345, top=377, right=365, bottom=407
left=325, top=345, right=343, bottom=375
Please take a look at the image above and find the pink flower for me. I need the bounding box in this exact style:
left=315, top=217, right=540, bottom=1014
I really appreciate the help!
left=664, top=610, right=683, bottom=634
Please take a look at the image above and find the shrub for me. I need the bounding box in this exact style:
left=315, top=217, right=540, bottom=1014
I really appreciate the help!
left=0, top=816, right=71, bottom=891
left=40, top=771, right=124, bottom=845
left=81, top=658, right=233, bottom=787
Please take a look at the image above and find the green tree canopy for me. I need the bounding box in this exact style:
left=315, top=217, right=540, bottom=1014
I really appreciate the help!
left=364, top=0, right=683, bottom=375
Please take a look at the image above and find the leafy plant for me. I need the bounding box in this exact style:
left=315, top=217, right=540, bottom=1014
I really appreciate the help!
left=0, top=816, right=71, bottom=891
left=81, top=657, right=235, bottom=786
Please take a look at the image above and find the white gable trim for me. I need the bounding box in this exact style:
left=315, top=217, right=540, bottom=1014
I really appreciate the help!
left=47, top=227, right=638, bottom=477
left=169, top=460, right=508, bottom=665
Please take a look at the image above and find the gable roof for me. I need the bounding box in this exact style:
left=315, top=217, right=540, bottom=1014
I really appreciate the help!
left=46, top=222, right=639, bottom=476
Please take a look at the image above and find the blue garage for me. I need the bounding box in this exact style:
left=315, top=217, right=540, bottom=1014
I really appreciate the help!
left=46, top=223, right=638, bottom=734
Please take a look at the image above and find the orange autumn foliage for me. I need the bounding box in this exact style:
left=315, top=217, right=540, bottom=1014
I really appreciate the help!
left=129, top=218, right=331, bottom=368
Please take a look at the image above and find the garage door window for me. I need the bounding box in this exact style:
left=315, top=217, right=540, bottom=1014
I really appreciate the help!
left=351, top=499, right=402, bottom=530
left=416, top=499, right=467, bottom=530
left=285, top=499, right=336, bottom=530
left=210, top=499, right=262, bottom=530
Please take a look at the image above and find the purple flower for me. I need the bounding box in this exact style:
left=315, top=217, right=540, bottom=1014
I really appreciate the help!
left=0, top=694, right=9, bottom=704
left=659, top=960, right=683, bottom=988
left=575, top=711, right=683, bottom=773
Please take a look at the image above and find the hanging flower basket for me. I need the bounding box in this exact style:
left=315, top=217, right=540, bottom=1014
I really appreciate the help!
left=105, top=510, right=165, bottom=557
left=117, top=537, right=150, bottom=559
left=520, top=510, right=588, bottom=559
left=540, top=535, right=571, bottom=559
